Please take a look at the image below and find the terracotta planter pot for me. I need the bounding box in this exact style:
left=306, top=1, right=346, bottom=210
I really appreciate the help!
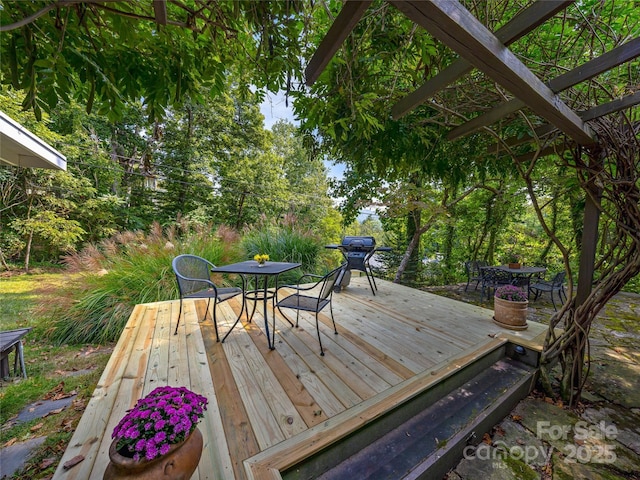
left=508, top=262, right=521, bottom=269
left=493, top=296, right=528, bottom=330
left=104, top=427, right=203, bottom=479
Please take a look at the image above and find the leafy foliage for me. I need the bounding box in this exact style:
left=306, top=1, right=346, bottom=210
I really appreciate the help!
left=46, top=223, right=240, bottom=345
left=241, top=217, right=330, bottom=285
left=0, top=88, right=340, bottom=269
left=0, top=1, right=310, bottom=122
left=44, top=218, right=335, bottom=345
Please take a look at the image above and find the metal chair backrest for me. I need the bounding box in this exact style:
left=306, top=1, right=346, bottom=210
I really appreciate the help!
left=551, top=271, right=566, bottom=286
left=464, top=261, right=474, bottom=276
left=319, top=266, right=343, bottom=301
left=467, top=260, right=487, bottom=276
left=172, top=254, right=214, bottom=296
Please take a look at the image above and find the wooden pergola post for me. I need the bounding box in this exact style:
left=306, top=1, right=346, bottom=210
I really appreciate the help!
left=575, top=186, right=601, bottom=306
left=572, top=148, right=603, bottom=393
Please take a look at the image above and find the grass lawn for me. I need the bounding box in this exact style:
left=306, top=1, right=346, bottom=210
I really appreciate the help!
left=0, top=270, right=113, bottom=479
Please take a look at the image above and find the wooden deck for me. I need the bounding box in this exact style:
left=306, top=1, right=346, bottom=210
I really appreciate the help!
left=53, top=277, right=548, bottom=480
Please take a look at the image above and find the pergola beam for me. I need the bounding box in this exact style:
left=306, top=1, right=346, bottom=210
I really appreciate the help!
left=580, top=90, right=640, bottom=122
left=487, top=124, right=557, bottom=155
left=153, top=0, right=167, bottom=25
left=305, top=1, right=372, bottom=86
left=391, top=0, right=596, bottom=145
left=488, top=91, right=640, bottom=154
left=449, top=98, right=522, bottom=142
left=391, top=0, right=574, bottom=120
left=448, top=37, right=640, bottom=140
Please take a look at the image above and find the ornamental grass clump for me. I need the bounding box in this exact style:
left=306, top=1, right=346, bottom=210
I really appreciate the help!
left=112, top=386, right=208, bottom=462
left=494, top=285, right=528, bottom=302
left=48, top=222, right=241, bottom=345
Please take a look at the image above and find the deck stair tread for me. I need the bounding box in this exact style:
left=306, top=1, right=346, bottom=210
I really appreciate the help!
left=293, top=357, right=536, bottom=480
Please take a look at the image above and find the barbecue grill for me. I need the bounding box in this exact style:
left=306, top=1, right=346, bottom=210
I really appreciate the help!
left=335, top=236, right=379, bottom=295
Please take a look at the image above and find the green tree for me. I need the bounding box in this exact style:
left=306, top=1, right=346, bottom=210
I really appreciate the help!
left=0, top=93, right=89, bottom=270
left=296, top=2, right=512, bottom=281
left=209, top=96, right=287, bottom=228
left=0, top=1, right=308, bottom=122
left=270, top=120, right=332, bottom=230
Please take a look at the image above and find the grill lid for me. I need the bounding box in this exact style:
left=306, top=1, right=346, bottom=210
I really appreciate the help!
left=341, top=236, right=376, bottom=251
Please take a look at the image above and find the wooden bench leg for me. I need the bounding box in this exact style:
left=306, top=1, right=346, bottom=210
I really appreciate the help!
left=0, top=352, right=8, bottom=378
left=18, top=341, right=27, bottom=378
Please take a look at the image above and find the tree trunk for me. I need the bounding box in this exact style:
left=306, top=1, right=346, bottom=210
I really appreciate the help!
left=538, top=189, right=558, bottom=263
left=483, top=191, right=503, bottom=265
left=235, top=192, right=246, bottom=230
left=394, top=186, right=479, bottom=283
left=23, top=190, right=34, bottom=273
left=402, top=208, right=421, bottom=283
left=0, top=247, right=10, bottom=271
left=24, top=229, right=33, bottom=273
left=443, top=222, right=455, bottom=283
left=538, top=117, right=639, bottom=406
left=542, top=251, right=640, bottom=404
left=395, top=207, right=445, bottom=283
left=395, top=227, right=423, bottom=283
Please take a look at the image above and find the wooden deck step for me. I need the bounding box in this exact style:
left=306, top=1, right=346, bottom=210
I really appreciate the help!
left=281, top=348, right=537, bottom=480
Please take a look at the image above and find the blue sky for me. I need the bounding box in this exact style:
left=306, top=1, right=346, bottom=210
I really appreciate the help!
left=259, top=91, right=297, bottom=130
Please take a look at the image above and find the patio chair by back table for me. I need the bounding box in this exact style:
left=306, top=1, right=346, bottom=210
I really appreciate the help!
left=464, top=260, right=487, bottom=291
left=172, top=254, right=244, bottom=341
left=274, top=265, right=343, bottom=356
left=530, top=271, right=567, bottom=311
left=480, top=267, right=514, bottom=300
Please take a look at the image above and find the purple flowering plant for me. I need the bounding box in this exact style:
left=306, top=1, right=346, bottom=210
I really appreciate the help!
left=495, top=284, right=528, bottom=302
left=112, top=386, right=208, bottom=462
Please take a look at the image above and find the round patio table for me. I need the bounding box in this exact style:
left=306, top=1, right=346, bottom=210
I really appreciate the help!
left=481, top=265, right=546, bottom=292
left=492, top=265, right=546, bottom=276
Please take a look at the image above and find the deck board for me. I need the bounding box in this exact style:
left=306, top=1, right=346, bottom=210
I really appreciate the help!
left=184, top=299, right=229, bottom=480
left=201, top=318, right=258, bottom=480
left=53, top=277, right=548, bottom=480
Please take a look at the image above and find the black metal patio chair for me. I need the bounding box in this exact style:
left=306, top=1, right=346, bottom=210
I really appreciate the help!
left=464, top=260, right=487, bottom=291
left=480, top=267, right=515, bottom=300
left=274, top=265, right=343, bottom=356
left=530, top=271, right=567, bottom=311
left=524, top=267, right=547, bottom=298
left=172, top=254, right=244, bottom=341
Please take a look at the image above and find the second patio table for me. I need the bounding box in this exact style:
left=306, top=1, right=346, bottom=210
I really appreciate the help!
left=480, top=265, right=546, bottom=290
left=212, top=260, right=301, bottom=349
left=482, top=265, right=546, bottom=278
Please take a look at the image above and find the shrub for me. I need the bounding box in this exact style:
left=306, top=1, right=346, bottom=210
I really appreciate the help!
left=46, top=223, right=241, bottom=345
left=241, top=221, right=327, bottom=284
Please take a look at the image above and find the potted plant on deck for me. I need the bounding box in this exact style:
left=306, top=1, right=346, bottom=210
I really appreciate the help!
left=493, top=284, right=528, bottom=330
left=507, top=253, right=522, bottom=269
left=104, top=386, right=208, bottom=479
